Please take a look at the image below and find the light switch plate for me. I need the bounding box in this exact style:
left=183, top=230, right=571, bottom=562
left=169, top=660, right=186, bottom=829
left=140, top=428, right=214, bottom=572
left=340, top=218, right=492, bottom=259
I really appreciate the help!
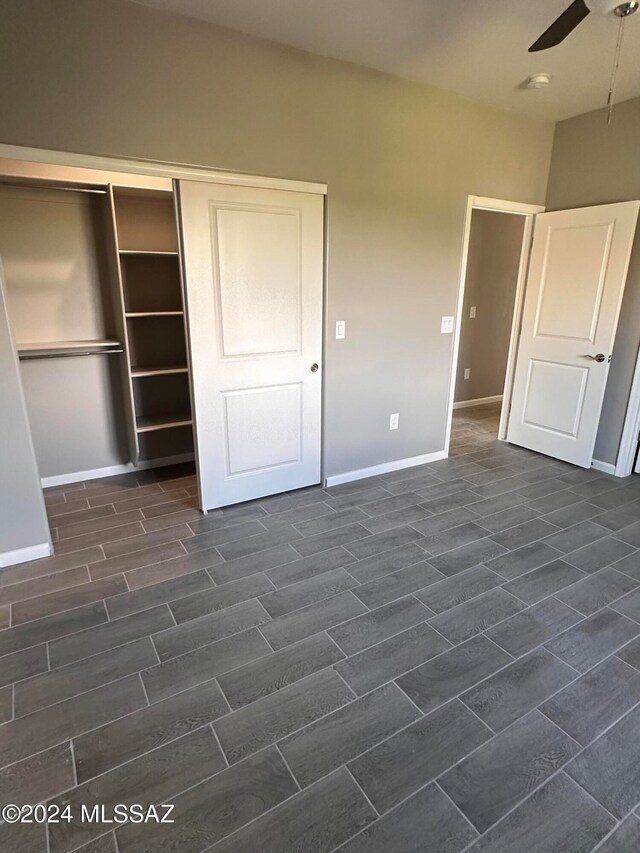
left=336, top=320, right=346, bottom=339
left=470, top=306, right=476, bottom=319
left=464, top=368, right=471, bottom=380
left=441, top=316, right=454, bottom=334
left=389, top=413, right=399, bottom=430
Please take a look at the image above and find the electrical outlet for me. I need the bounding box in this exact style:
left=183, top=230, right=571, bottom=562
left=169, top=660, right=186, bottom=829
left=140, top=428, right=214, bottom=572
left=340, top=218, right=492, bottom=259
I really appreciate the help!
left=389, top=413, right=399, bottom=430
left=335, top=320, right=346, bottom=339
left=469, top=306, right=476, bottom=319
left=463, top=368, right=471, bottom=380
left=441, top=316, right=454, bottom=334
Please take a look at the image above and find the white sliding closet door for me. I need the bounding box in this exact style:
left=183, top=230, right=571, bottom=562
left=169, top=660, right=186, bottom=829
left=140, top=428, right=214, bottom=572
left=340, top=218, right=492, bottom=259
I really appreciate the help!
left=177, top=181, right=324, bottom=511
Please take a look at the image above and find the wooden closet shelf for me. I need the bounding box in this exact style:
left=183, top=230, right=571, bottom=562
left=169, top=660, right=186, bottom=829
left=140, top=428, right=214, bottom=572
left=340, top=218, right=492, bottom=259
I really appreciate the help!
left=125, top=311, right=184, bottom=317
left=131, top=365, right=189, bottom=378
left=119, top=250, right=179, bottom=256
left=17, top=339, right=122, bottom=353
left=136, top=414, right=193, bottom=433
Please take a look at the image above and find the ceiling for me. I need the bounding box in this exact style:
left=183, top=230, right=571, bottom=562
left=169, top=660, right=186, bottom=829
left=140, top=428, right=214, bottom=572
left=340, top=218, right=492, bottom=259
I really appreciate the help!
left=131, top=0, right=640, bottom=121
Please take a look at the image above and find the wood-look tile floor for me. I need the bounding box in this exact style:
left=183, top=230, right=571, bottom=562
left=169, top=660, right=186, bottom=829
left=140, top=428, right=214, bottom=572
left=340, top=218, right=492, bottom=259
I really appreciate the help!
left=3, top=404, right=640, bottom=851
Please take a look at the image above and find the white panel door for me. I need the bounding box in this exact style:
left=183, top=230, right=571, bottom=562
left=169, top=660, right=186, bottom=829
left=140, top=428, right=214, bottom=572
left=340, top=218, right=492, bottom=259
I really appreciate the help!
left=507, top=201, right=639, bottom=467
left=177, top=180, right=323, bottom=510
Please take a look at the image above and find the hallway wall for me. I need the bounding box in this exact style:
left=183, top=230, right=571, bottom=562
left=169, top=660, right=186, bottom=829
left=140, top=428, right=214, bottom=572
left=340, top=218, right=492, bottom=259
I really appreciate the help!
left=455, top=209, right=525, bottom=405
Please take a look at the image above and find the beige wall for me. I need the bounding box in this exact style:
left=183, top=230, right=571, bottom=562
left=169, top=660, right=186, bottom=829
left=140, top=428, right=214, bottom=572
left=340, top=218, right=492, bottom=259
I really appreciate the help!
left=0, top=0, right=554, bottom=486
left=547, top=97, right=640, bottom=468
left=455, top=209, right=525, bottom=404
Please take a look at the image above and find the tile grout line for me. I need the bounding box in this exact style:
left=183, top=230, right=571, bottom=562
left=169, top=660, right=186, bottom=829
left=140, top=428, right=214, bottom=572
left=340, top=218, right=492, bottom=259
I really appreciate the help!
left=209, top=722, right=229, bottom=769
left=112, top=828, right=122, bottom=853
left=455, top=696, right=498, bottom=737
left=330, top=667, right=358, bottom=700
left=563, top=768, right=622, bottom=822
left=434, top=778, right=482, bottom=836
left=255, top=624, right=275, bottom=652
left=274, top=742, right=302, bottom=792
left=344, top=763, right=380, bottom=817
left=69, top=737, right=78, bottom=788
left=538, top=645, right=582, bottom=675
left=150, top=636, right=162, bottom=665
left=137, top=672, right=151, bottom=707
left=214, top=677, right=233, bottom=719
left=590, top=822, right=628, bottom=853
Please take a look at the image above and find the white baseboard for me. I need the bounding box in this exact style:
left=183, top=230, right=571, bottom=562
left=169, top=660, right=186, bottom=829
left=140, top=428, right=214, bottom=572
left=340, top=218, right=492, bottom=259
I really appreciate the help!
left=0, top=542, right=53, bottom=569
left=325, top=450, right=447, bottom=488
left=453, top=395, right=503, bottom=411
left=591, top=459, right=617, bottom=476
left=41, top=453, right=195, bottom=488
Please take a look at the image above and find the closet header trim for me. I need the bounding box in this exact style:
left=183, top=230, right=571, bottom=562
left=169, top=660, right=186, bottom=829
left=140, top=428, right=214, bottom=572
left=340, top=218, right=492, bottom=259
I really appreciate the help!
left=0, top=144, right=328, bottom=196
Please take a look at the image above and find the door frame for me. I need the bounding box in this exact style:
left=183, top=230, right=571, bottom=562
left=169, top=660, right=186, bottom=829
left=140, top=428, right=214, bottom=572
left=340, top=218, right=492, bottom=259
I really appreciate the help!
left=616, top=349, right=640, bottom=476
left=444, top=195, right=545, bottom=456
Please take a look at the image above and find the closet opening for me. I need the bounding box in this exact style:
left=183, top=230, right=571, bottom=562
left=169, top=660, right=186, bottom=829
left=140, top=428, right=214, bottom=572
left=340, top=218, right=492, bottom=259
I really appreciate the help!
left=0, top=163, right=198, bottom=553
left=0, top=146, right=327, bottom=567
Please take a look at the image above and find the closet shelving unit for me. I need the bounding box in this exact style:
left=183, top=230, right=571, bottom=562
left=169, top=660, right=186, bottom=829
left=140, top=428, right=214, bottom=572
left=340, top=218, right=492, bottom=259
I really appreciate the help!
left=110, top=186, right=194, bottom=464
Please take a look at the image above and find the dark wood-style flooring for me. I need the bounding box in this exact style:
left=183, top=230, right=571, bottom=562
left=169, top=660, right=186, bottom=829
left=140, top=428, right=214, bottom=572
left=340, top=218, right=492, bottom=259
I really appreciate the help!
left=2, top=403, right=640, bottom=851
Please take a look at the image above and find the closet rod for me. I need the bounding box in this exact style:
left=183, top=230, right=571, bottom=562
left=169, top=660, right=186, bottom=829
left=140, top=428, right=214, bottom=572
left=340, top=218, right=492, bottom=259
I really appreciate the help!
left=0, top=181, right=107, bottom=194
left=19, top=349, right=124, bottom=361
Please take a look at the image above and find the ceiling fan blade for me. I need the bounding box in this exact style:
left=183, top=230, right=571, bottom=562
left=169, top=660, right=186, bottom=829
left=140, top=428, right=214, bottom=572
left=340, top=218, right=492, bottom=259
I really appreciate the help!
left=529, top=0, right=591, bottom=51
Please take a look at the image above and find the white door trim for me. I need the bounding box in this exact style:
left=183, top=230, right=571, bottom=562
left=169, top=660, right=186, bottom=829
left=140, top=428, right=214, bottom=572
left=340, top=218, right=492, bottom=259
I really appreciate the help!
left=0, top=143, right=327, bottom=196
left=615, top=348, right=640, bottom=476
left=444, top=195, right=545, bottom=456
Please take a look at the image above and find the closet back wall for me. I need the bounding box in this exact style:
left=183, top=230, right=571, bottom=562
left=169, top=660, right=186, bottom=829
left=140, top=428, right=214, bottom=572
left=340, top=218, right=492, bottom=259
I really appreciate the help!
left=0, top=0, right=554, bottom=480
left=0, top=187, right=127, bottom=478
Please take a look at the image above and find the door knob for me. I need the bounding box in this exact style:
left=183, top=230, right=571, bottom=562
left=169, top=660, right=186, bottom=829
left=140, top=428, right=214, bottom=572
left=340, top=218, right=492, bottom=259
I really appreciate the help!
left=310, top=363, right=319, bottom=372
left=580, top=353, right=606, bottom=363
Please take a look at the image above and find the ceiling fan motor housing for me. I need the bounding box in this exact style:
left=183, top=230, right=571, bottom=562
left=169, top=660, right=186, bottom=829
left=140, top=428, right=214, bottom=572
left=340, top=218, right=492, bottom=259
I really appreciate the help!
left=585, top=0, right=638, bottom=14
